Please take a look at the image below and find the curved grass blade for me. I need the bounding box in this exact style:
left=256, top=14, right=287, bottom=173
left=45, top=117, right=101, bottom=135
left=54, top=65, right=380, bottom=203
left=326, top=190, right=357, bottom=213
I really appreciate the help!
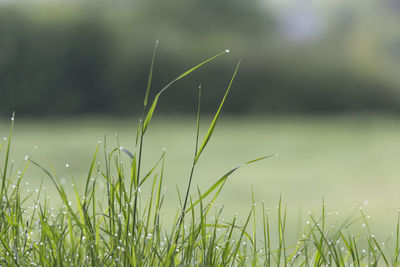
left=119, top=147, right=135, bottom=160
left=194, top=60, right=240, bottom=164
left=143, top=50, right=229, bottom=134
left=186, top=153, right=273, bottom=215
left=144, top=40, right=159, bottom=107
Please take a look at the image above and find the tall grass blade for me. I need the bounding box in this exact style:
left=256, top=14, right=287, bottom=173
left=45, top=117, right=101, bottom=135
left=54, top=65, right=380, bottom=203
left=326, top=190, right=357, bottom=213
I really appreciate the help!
left=194, top=60, right=240, bottom=164
left=143, top=50, right=228, bottom=134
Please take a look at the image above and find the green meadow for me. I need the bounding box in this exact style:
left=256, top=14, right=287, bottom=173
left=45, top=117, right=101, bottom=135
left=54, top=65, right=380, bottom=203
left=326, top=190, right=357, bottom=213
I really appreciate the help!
left=3, top=114, right=400, bottom=237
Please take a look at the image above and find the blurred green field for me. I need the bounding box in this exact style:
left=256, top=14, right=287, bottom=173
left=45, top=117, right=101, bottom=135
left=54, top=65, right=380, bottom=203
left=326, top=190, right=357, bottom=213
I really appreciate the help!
left=1, top=115, right=400, bottom=238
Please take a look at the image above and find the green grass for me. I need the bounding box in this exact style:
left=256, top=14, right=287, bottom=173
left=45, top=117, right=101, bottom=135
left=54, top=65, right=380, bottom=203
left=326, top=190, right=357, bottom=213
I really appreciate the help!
left=3, top=115, right=400, bottom=231
left=2, top=49, right=400, bottom=265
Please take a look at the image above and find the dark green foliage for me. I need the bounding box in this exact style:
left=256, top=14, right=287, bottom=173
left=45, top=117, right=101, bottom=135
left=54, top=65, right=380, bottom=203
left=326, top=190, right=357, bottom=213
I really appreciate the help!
left=1, top=1, right=400, bottom=116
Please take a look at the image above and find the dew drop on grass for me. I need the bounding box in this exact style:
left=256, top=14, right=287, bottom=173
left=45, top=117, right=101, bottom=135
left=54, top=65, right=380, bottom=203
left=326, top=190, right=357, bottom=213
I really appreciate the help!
left=65, top=163, right=69, bottom=168
left=225, top=49, right=230, bottom=53
left=24, top=155, right=29, bottom=160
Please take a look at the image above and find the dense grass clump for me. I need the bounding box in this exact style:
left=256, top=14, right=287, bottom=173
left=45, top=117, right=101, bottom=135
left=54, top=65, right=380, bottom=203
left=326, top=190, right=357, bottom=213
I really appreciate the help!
left=1, top=47, right=400, bottom=266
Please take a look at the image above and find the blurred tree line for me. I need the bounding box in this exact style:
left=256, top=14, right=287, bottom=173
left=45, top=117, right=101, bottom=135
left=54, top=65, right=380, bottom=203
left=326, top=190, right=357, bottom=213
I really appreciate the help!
left=1, top=0, right=400, bottom=117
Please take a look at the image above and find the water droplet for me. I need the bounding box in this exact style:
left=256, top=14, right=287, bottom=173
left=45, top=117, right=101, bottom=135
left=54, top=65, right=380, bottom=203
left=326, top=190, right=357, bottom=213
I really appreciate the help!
left=65, top=164, right=69, bottom=168
left=24, top=155, right=29, bottom=160
left=225, top=49, right=230, bottom=53
left=274, top=153, right=278, bottom=157
left=162, top=147, right=167, bottom=152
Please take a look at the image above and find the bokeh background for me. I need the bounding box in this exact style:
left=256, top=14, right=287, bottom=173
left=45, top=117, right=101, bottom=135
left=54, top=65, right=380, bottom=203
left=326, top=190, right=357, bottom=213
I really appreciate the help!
left=1, top=0, right=400, bottom=239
